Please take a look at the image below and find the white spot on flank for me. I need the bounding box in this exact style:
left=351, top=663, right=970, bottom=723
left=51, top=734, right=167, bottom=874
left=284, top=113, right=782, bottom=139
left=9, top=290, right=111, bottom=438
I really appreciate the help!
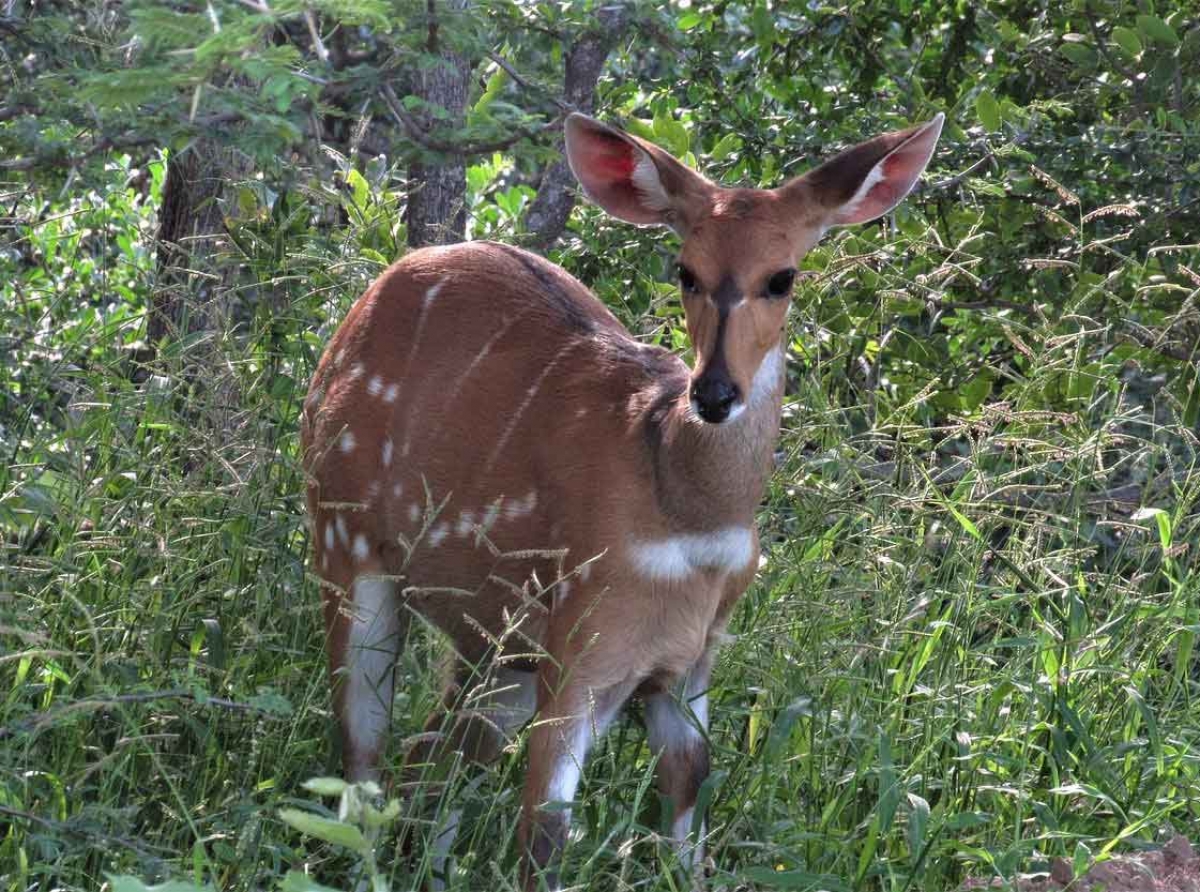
left=629, top=527, right=756, bottom=581
left=335, top=514, right=350, bottom=549
left=348, top=362, right=365, bottom=381
left=324, top=522, right=335, bottom=551
left=555, top=580, right=571, bottom=606
left=503, top=489, right=539, bottom=521
left=339, top=429, right=356, bottom=453
left=367, top=375, right=384, bottom=397
left=455, top=510, right=476, bottom=538
left=352, top=533, right=371, bottom=562
left=381, top=437, right=394, bottom=468
left=382, top=383, right=399, bottom=403
left=366, top=480, right=380, bottom=502
left=320, top=553, right=329, bottom=571
left=480, top=501, right=501, bottom=532
left=580, top=562, right=592, bottom=583
left=428, top=522, right=450, bottom=548
left=334, top=348, right=345, bottom=367
left=392, top=482, right=404, bottom=498
left=407, top=503, right=420, bottom=524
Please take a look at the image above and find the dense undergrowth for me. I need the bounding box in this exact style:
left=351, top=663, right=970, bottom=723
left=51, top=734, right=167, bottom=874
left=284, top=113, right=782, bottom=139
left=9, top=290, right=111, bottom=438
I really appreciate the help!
left=3, top=3, right=1200, bottom=889
left=2, top=135, right=1198, bottom=891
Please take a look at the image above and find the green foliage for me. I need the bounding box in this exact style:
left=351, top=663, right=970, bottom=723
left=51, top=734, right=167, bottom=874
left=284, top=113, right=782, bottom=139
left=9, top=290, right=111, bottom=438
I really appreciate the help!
left=2, top=1, right=1199, bottom=891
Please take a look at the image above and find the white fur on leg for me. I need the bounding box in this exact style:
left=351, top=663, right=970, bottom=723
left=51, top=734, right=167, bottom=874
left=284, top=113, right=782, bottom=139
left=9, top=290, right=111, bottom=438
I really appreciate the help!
left=429, top=807, right=461, bottom=891
left=645, top=686, right=709, bottom=867
left=544, top=697, right=623, bottom=815
left=344, top=576, right=402, bottom=777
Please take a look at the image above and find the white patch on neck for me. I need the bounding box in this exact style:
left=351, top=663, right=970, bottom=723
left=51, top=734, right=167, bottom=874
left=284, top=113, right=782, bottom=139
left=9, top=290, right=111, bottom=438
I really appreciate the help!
left=629, top=527, right=756, bottom=581
left=748, top=346, right=785, bottom=407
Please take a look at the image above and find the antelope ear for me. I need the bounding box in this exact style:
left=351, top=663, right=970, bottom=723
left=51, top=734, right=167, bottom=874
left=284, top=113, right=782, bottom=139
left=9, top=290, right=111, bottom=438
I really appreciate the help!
left=796, top=113, right=944, bottom=227
left=564, top=113, right=712, bottom=232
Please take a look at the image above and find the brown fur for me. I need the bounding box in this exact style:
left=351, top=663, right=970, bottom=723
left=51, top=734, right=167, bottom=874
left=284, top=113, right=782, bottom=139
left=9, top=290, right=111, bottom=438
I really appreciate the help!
left=300, top=112, right=942, bottom=888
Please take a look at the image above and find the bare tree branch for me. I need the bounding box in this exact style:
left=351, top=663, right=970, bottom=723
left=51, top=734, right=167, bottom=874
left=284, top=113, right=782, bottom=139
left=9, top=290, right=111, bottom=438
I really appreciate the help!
left=523, top=4, right=633, bottom=252
left=0, top=130, right=160, bottom=171
left=380, top=82, right=560, bottom=156
left=486, top=50, right=570, bottom=112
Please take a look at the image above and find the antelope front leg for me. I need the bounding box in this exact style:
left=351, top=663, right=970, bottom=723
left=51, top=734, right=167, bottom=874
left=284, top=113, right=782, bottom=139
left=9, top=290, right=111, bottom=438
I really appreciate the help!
left=328, top=575, right=405, bottom=781
left=644, top=653, right=714, bottom=874
left=519, top=680, right=630, bottom=891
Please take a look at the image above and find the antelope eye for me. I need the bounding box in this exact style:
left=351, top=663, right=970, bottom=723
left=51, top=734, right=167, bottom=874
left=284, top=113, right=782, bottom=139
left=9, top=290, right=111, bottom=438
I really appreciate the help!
left=765, top=268, right=796, bottom=298
left=677, top=264, right=699, bottom=294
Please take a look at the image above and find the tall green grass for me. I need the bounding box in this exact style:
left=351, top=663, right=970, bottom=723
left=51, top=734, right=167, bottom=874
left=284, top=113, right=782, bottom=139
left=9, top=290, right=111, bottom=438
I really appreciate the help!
left=1, top=154, right=1197, bottom=892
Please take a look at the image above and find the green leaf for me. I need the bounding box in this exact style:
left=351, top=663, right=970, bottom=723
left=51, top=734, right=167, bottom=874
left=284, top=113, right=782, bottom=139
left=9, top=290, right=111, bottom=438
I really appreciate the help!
left=301, top=777, right=349, bottom=797
left=976, top=89, right=1002, bottom=131
left=621, top=117, right=656, bottom=141
left=709, top=132, right=743, bottom=162
left=652, top=111, right=689, bottom=158
left=345, top=169, right=369, bottom=210
left=1131, top=507, right=1172, bottom=551
left=739, top=867, right=850, bottom=890
left=1060, top=42, right=1096, bottom=67
left=108, top=877, right=213, bottom=892
left=1111, top=26, right=1143, bottom=58
left=474, top=67, right=509, bottom=113
left=278, top=809, right=367, bottom=851
left=751, top=3, right=774, bottom=42
left=1073, top=841, right=1092, bottom=878
left=280, top=872, right=344, bottom=892
left=907, top=794, right=930, bottom=866
left=677, top=11, right=703, bottom=31
left=1136, top=14, right=1179, bottom=47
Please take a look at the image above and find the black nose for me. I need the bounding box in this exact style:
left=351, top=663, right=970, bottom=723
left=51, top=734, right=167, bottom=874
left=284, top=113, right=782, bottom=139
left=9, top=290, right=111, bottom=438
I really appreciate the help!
left=690, top=376, right=740, bottom=423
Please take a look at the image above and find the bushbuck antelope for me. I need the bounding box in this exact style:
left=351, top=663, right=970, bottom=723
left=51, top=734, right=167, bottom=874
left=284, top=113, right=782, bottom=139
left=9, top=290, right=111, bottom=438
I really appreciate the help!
left=301, top=111, right=943, bottom=888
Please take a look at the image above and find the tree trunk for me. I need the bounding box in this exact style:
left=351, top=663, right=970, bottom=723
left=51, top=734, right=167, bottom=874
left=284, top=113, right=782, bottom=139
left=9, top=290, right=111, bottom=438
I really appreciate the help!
left=149, top=139, right=253, bottom=445
left=523, top=6, right=631, bottom=252
left=150, top=140, right=251, bottom=343
left=405, top=0, right=471, bottom=248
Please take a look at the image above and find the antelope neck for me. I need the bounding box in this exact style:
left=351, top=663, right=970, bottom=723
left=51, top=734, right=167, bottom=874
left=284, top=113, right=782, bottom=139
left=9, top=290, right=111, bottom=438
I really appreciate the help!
left=647, top=346, right=785, bottom=530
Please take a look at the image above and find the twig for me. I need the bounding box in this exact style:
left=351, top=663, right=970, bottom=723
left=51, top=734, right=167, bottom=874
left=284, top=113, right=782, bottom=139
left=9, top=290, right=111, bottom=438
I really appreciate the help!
left=928, top=150, right=997, bottom=191
left=920, top=293, right=1040, bottom=317
left=380, top=83, right=559, bottom=155
left=0, top=131, right=160, bottom=171
left=1116, top=318, right=1196, bottom=363
left=303, top=8, right=329, bottom=63
left=1083, top=10, right=1138, bottom=84
left=0, top=804, right=167, bottom=857
left=0, top=688, right=285, bottom=741
left=486, top=51, right=570, bottom=112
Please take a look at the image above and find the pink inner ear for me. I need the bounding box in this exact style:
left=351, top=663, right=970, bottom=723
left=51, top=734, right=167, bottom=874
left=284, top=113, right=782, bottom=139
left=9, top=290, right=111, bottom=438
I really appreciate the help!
left=588, top=135, right=636, bottom=180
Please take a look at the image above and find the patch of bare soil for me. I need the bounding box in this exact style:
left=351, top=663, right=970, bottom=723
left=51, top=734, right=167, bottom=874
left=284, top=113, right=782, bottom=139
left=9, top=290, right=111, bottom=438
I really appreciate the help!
left=963, top=837, right=1200, bottom=891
